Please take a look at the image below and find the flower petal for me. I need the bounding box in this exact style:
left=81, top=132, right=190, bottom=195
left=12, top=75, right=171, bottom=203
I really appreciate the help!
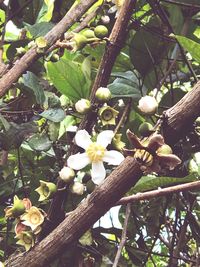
left=148, top=134, right=165, bottom=151
left=126, top=129, right=143, bottom=149
left=67, top=153, right=90, bottom=170
left=97, top=130, right=114, bottom=148
left=75, top=130, right=92, bottom=150
left=91, top=162, right=106, bottom=185
left=103, top=150, right=124, bottom=165
left=157, top=153, right=181, bottom=170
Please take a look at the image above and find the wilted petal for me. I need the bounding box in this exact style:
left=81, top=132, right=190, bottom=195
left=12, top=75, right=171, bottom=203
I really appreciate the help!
left=141, top=160, right=161, bottom=174
left=75, top=130, right=92, bottom=150
left=157, top=153, right=182, bottom=170
left=103, top=150, right=124, bottom=165
left=97, top=130, right=114, bottom=148
left=91, top=161, right=106, bottom=185
left=67, top=153, right=90, bottom=170
left=148, top=134, right=165, bottom=151
left=126, top=129, right=143, bottom=149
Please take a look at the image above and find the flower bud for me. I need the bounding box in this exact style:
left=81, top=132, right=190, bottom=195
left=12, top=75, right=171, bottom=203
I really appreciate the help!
left=138, top=96, right=158, bottom=115
left=95, top=87, right=111, bottom=102
left=94, top=25, right=108, bottom=38
left=101, top=15, right=110, bottom=25
left=5, top=196, right=25, bottom=218
left=75, top=99, right=91, bottom=114
left=138, top=122, right=154, bottom=137
left=59, top=166, right=75, bottom=183
left=70, top=182, right=85, bottom=195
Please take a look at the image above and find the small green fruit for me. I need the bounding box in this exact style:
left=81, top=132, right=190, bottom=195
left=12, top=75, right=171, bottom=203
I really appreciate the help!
left=157, top=144, right=173, bottom=155
left=82, top=29, right=95, bottom=39
left=138, top=122, right=154, bottom=137
left=74, top=33, right=88, bottom=50
left=94, top=25, right=108, bottom=38
left=50, top=53, right=60, bottom=62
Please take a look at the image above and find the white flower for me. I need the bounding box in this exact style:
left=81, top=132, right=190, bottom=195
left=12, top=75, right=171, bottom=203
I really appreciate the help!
left=108, top=0, right=124, bottom=17
left=67, top=130, right=124, bottom=185
left=138, top=96, right=158, bottom=115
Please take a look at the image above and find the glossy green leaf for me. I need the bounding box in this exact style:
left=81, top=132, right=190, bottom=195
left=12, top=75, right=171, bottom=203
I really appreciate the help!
left=130, top=173, right=198, bottom=194
left=59, top=116, right=76, bottom=138
left=46, top=58, right=91, bottom=102
left=27, top=133, right=52, bottom=152
left=130, top=17, right=171, bottom=76
left=173, top=35, right=200, bottom=63
left=37, top=0, right=55, bottom=22
left=21, top=71, right=45, bottom=105
left=40, top=108, right=65, bottom=122
left=108, top=71, right=143, bottom=99
left=26, top=22, right=54, bottom=38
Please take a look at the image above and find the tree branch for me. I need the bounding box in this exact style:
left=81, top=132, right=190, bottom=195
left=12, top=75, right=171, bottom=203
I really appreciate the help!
left=116, top=181, right=200, bottom=205
left=113, top=203, right=131, bottom=267
left=42, top=0, right=138, bottom=238
left=6, top=74, right=200, bottom=267
left=0, top=0, right=96, bottom=97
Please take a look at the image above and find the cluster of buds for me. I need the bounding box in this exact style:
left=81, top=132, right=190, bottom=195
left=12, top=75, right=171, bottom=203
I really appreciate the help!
left=59, top=166, right=84, bottom=195
left=74, top=87, right=115, bottom=128
left=5, top=196, right=45, bottom=251
left=64, top=24, right=108, bottom=52
left=125, top=130, right=181, bottom=174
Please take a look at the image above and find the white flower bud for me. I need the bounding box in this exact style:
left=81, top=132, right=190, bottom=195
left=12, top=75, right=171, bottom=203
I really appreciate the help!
left=70, top=182, right=85, bottom=195
left=138, top=96, right=158, bottom=115
left=59, top=166, right=75, bottom=183
left=95, top=87, right=111, bottom=102
left=75, top=99, right=91, bottom=114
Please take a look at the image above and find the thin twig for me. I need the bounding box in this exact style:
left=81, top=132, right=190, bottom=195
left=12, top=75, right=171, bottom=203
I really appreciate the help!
left=112, top=203, right=131, bottom=267
left=116, top=181, right=200, bottom=205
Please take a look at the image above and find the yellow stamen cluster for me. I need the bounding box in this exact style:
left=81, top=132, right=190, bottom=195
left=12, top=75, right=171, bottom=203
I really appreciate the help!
left=86, top=143, right=105, bottom=162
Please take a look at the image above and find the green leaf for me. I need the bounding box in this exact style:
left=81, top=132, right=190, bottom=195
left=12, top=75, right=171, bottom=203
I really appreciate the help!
left=27, top=133, right=52, bottom=152
left=130, top=17, right=171, bottom=76
left=108, top=71, right=143, bottom=99
left=46, top=58, right=91, bottom=102
left=130, top=173, right=198, bottom=194
left=159, top=88, right=186, bottom=111
left=36, top=0, right=55, bottom=23
left=40, top=108, right=65, bottom=122
left=59, top=116, right=76, bottom=138
left=26, top=22, right=54, bottom=38
left=173, top=35, right=200, bottom=63
left=21, top=71, right=45, bottom=105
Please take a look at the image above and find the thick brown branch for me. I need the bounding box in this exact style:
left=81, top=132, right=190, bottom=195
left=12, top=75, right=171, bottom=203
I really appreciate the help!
left=79, top=0, right=137, bottom=133
left=7, top=158, right=142, bottom=267
left=0, top=0, right=96, bottom=97
left=6, top=75, right=200, bottom=267
left=43, top=0, right=137, bottom=237
left=164, top=80, right=200, bottom=143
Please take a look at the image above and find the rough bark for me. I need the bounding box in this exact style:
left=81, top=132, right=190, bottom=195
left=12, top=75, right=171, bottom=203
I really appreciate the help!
left=6, top=80, right=200, bottom=267
left=0, top=0, right=96, bottom=97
